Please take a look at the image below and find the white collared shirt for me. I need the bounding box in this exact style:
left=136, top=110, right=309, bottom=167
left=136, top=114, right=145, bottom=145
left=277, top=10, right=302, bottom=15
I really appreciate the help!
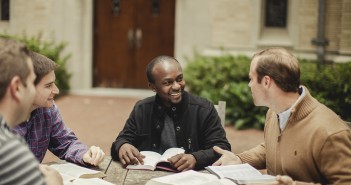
left=278, top=86, right=305, bottom=131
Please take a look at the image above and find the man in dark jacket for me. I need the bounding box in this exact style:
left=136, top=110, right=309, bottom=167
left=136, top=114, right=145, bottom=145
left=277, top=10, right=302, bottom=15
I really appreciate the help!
left=111, top=55, right=231, bottom=171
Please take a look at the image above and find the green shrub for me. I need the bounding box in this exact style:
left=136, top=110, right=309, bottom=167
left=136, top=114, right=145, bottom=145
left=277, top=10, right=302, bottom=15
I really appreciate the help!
left=184, top=54, right=267, bottom=129
left=185, top=54, right=351, bottom=130
left=300, top=60, right=351, bottom=121
left=0, top=34, right=71, bottom=94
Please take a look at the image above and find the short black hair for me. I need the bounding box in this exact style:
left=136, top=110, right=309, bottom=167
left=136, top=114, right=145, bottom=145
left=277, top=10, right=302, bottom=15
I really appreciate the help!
left=146, top=55, right=179, bottom=83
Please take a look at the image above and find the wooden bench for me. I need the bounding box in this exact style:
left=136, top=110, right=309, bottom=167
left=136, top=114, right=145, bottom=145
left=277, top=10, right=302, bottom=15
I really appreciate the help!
left=214, top=101, right=226, bottom=127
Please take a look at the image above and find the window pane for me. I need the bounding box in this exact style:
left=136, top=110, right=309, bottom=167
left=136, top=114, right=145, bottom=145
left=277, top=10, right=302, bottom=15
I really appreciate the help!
left=265, top=0, right=287, bottom=28
left=1, top=0, right=10, bottom=21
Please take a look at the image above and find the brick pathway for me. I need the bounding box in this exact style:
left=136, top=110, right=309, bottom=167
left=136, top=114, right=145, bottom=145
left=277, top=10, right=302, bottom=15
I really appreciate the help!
left=43, top=94, right=264, bottom=163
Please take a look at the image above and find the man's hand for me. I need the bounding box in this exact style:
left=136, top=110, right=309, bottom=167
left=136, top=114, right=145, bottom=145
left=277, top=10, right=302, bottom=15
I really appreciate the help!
left=118, top=143, right=145, bottom=166
left=212, top=146, right=242, bottom=166
left=258, top=175, right=295, bottom=185
left=168, top=153, right=196, bottom=171
left=39, top=164, right=63, bottom=185
left=273, top=175, right=295, bottom=185
left=83, top=145, right=105, bottom=166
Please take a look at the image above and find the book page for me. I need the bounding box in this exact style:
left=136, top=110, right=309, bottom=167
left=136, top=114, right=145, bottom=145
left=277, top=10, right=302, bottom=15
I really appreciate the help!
left=60, top=173, right=76, bottom=183
left=206, top=164, right=275, bottom=184
left=202, top=179, right=237, bottom=185
left=159, top=148, right=185, bottom=162
left=145, top=170, right=236, bottom=185
left=66, top=178, right=115, bottom=185
left=50, top=163, right=106, bottom=179
left=126, top=151, right=162, bottom=170
left=206, top=163, right=262, bottom=179
left=126, top=148, right=185, bottom=171
left=157, top=148, right=185, bottom=172
left=233, top=174, right=276, bottom=184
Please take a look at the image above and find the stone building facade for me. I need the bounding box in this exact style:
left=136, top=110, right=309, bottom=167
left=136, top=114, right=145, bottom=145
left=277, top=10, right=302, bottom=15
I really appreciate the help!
left=1, top=0, right=350, bottom=90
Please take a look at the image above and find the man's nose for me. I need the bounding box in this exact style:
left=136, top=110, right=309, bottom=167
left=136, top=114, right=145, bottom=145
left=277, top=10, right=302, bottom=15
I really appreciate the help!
left=172, top=81, right=181, bottom=89
left=53, top=84, right=60, bottom=94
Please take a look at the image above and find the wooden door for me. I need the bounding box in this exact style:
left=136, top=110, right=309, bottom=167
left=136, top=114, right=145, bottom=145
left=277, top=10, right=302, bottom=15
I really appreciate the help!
left=93, top=0, right=175, bottom=89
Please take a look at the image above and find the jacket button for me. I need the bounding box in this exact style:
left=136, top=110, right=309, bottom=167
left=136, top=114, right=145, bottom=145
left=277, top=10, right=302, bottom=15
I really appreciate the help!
left=176, top=126, right=180, bottom=132
left=153, top=144, right=157, bottom=148
left=172, top=107, right=176, bottom=111
left=156, top=125, right=160, bottom=129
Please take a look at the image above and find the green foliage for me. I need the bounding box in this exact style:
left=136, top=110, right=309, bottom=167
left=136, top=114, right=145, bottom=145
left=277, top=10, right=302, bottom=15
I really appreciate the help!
left=0, top=34, right=71, bottom=94
left=300, top=60, right=351, bottom=121
left=185, top=54, right=351, bottom=130
left=184, top=54, right=267, bottom=129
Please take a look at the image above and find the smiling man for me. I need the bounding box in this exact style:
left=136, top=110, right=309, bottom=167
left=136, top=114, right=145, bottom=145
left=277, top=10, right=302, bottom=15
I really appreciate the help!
left=0, top=38, right=63, bottom=185
left=111, top=55, right=231, bottom=171
left=13, top=51, right=105, bottom=166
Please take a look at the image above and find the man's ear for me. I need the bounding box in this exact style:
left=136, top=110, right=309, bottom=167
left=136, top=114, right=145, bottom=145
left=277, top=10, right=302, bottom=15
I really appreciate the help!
left=9, top=76, right=22, bottom=102
left=148, top=82, right=156, bottom=92
left=263, top=75, right=272, bottom=87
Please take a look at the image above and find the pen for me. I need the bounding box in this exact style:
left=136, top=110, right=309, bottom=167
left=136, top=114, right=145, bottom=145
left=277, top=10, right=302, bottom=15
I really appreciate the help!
left=104, top=158, right=113, bottom=175
left=187, top=138, right=192, bottom=152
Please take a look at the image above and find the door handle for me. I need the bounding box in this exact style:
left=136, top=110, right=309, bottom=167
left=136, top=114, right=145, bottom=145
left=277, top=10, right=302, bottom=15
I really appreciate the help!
left=127, top=28, right=142, bottom=49
left=128, top=28, right=134, bottom=49
left=135, top=28, right=142, bottom=49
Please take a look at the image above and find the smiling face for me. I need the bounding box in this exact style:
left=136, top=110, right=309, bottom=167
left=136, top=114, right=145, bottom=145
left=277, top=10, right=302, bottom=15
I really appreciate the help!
left=32, top=70, right=59, bottom=109
left=149, top=60, right=185, bottom=107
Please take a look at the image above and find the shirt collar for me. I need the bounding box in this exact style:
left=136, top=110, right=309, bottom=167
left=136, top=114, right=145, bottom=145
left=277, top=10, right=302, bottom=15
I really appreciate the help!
left=278, top=86, right=305, bottom=131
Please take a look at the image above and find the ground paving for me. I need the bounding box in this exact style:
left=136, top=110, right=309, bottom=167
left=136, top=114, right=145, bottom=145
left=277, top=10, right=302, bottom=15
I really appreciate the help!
left=43, top=94, right=264, bottom=163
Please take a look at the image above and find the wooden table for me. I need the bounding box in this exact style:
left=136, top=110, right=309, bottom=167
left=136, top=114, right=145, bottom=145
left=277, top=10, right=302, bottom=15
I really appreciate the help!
left=97, top=156, right=175, bottom=185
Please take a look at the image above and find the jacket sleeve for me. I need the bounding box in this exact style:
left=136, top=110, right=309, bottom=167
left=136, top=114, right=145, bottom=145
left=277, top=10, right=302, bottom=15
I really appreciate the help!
left=237, top=110, right=270, bottom=170
left=111, top=106, right=139, bottom=161
left=49, top=104, right=89, bottom=165
left=191, top=105, right=231, bottom=169
left=317, top=130, right=351, bottom=184
left=237, top=142, right=266, bottom=169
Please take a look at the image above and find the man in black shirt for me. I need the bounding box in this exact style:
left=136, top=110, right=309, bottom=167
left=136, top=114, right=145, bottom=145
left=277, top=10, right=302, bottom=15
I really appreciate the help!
left=111, top=55, right=231, bottom=171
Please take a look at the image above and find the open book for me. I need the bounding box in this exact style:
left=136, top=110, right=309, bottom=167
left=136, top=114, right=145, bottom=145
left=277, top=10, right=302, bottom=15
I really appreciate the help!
left=206, top=163, right=276, bottom=184
left=50, top=163, right=113, bottom=185
left=127, top=147, right=185, bottom=172
left=145, top=170, right=236, bottom=185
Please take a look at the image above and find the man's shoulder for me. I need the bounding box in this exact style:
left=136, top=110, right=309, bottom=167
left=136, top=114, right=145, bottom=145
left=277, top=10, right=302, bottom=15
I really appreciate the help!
left=33, top=104, right=59, bottom=115
left=312, top=104, right=348, bottom=129
left=0, top=120, right=11, bottom=142
left=187, top=93, right=213, bottom=109
left=134, top=96, right=155, bottom=107
left=0, top=125, right=26, bottom=148
left=29, top=104, right=61, bottom=125
left=0, top=132, right=45, bottom=185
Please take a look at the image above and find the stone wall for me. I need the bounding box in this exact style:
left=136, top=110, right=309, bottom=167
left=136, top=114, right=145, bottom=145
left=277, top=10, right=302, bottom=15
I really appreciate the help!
left=1, top=0, right=93, bottom=90
left=340, top=0, right=351, bottom=54
left=1, top=0, right=350, bottom=90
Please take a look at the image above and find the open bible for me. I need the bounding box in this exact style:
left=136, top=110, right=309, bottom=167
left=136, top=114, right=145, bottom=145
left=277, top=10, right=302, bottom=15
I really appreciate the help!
left=50, top=163, right=113, bottom=185
left=146, top=163, right=276, bottom=185
left=126, top=147, right=185, bottom=172
left=205, top=163, right=276, bottom=184
left=145, top=170, right=236, bottom=185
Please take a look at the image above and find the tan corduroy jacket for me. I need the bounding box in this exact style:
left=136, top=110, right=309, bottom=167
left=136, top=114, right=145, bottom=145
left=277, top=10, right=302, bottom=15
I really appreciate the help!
left=238, top=86, right=351, bottom=185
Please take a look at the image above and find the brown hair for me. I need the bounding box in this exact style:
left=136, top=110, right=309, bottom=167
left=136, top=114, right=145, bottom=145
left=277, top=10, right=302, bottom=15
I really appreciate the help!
left=253, top=47, right=300, bottom=93
left=0, top=38, right=30, bottom=100
left=29, top=51, right=58, bottom=85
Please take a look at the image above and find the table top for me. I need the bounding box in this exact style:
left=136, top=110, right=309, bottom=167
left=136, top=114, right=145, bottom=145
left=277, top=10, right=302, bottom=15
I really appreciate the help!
left=98, top=156, right=175, bottom=185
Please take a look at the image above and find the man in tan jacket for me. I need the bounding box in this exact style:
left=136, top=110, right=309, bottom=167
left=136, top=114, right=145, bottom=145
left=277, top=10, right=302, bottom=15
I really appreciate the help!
left=213, top=47, right=351, bottom=185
